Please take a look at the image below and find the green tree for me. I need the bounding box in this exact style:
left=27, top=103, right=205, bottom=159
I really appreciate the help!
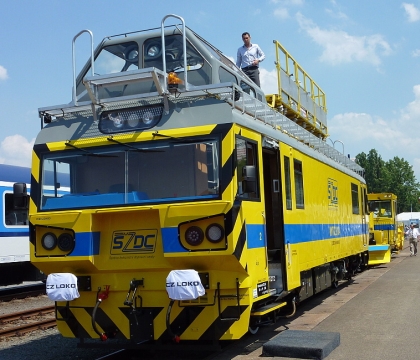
left=384, top=156, right=420, bottom=213
left=356, top=150, right=420, bottom=213
left=355, top=149, right=386, bottom=193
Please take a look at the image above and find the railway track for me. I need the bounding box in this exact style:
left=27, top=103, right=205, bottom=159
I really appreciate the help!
left=0, top=305, right=56, bottom=338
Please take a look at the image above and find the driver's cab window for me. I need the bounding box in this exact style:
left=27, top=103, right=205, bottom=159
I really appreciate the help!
left=76, top=41, right=139, bottom=98
left=143, top=35, right=204, bottom=73
left=236, top=137, right=259, bottom=200
left=95, top=42, right=139, bottom=75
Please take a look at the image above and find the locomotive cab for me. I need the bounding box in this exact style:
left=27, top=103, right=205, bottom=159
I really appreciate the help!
left=72, top=24, right=265, bottom=107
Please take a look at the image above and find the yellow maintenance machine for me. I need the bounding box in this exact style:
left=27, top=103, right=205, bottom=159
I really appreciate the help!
left=21, top=14, right=369, bottom=349
left=367, top=193, right=404, bottom=265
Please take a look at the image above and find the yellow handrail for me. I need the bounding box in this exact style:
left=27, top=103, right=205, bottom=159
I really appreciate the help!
left=266, top=40, right=328, bottom=140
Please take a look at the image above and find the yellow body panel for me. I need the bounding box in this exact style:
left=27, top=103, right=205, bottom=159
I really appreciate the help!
left=280, top=143, right=368, bottom=289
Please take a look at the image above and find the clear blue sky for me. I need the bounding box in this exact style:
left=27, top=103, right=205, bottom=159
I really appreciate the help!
left=1, top=0, right=420, bottom=180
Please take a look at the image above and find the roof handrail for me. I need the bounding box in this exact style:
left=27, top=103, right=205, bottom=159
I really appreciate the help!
left=72, top=30, right=94, bottom=106
left=161, top=14, right=188, bottom=91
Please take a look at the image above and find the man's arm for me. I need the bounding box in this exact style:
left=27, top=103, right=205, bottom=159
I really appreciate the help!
left=257, top=45, right=265, bottom=63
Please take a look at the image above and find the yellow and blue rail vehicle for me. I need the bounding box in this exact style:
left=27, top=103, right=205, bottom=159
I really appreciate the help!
left=24, top=14, right=369, bottom=347
left=367, top=193, right=403, bottom=265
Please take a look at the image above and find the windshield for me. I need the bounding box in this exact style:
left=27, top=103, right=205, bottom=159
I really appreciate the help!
left=40, top=138, right=219, bottom=210
left=372, top=200, right=392, bottom=218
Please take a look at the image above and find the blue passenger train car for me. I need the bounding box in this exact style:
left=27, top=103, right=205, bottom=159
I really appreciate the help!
left=0, top=164, right=45, bottom=285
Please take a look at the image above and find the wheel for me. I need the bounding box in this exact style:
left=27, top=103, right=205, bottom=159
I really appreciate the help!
left=248, top=325, right=259, bottom=335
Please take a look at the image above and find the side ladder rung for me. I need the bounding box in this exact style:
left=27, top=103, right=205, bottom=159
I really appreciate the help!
left=251, top=301, right=287, bottom=317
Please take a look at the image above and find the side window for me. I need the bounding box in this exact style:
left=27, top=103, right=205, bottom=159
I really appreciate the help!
left=95, top=42, right=139, bottom=75
left=362, top=187, right=368, bottom=215
left=240, top=80, right=256, bottom=98
left=351, top=183, right=360, bottom=214
left=219, top=67, right=237, bottom=84
left=284, top=156, right=292, bottom=210
left=294, top=159, right=304, bottom=209
left=236, top=137, right=259, bottom=199
left=76, top=41, right=139, bottom=97
left=4, top=193, right=29, bottom=226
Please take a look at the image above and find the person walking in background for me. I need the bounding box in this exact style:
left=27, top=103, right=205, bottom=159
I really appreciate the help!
left=405, top=224, right=419, bottom=256
left=236, top=32, right=265, bottom=87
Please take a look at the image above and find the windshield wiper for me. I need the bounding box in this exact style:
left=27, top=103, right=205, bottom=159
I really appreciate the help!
left=65, top=141, right=118, bottom=157
left=152, top=131, right=203, bottom=144
left=107, top=136, right=164, bottom=152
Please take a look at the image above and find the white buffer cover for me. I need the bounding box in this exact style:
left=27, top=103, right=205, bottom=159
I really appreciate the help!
left=166, top=269, right=205, bottom=300
left=46, top=273, right=80, bottom=301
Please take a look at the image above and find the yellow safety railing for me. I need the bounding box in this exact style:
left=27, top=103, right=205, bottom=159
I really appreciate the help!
left=266, top=40, right=328, bottom=139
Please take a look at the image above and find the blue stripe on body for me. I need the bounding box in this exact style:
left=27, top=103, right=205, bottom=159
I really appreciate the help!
left=246, top=224, right=266, bottom=249
left=162, top=227, right=186, bottom=253
left=161, top=225, right=267, bottom=253
left=374, top=224, right=395, bottom=231
left=284, top=223, right=369, bottom=245
left=70, top=232, right=100, bottom=256
left=161, top=223, right=368, bottom=253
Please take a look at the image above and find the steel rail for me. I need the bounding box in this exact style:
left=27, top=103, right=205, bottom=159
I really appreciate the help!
left=0, top=305, right=55, bottom=324
left=0, top=305, right=56, bottom=338
left=0, top=318, right=56, bottom=338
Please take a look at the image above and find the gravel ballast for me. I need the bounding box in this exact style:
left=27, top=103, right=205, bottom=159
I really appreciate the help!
left=0, top=295, right=113, bottom=360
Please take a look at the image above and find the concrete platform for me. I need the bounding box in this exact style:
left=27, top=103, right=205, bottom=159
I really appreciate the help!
left=262, top=330, right=340, bottom=359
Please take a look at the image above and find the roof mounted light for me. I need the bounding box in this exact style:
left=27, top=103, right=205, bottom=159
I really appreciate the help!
left=145, top=42, right=161, bottom=58
left=168, top=72, right=183, bottom=85
left=99, top=105, right=163, bottom=134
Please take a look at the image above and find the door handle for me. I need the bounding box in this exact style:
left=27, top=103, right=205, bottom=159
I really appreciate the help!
left=273, top=179, right=279, bottom=193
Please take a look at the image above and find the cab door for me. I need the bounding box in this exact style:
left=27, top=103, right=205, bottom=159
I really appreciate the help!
left=262, top=145, right=285, bottom=293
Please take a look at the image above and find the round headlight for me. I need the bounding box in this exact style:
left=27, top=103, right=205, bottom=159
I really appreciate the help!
left=127, top=49, right=138, bottom=61
left=142, top=111, right=154, bottom=125
left=185, top=226, right=204, bottom=246
left=206, top=224, right=224, bottom=243
left=57, top=233, right=75, bottom=252
left=109, top=113, right=124, bottom=129
left=41, top=233, right=57, bottom=250
left=127, top=113, right=140, bottom=128
left=147, top=45, right=160, bottom=57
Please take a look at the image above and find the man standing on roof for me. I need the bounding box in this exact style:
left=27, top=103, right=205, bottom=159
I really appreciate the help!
left=236, top=32, right=265, bottom=87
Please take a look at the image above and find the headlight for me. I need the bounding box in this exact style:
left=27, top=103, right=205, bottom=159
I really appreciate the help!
left=108, top=113, right=124, bottom=129
left=147, top=44, right=161, bottom=57
left=185, top=226, right=204, bottom=246
left=127, top=113, right=140, bottom=128
left=41, top=233, right=57, bottom=250
left=99, top=105, right=164, bottom=134
left=142, top=111, right=154, bottom=125
left=206, top=224, right=224, bottom=243
left=57, top=233, right=75, bottom=252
